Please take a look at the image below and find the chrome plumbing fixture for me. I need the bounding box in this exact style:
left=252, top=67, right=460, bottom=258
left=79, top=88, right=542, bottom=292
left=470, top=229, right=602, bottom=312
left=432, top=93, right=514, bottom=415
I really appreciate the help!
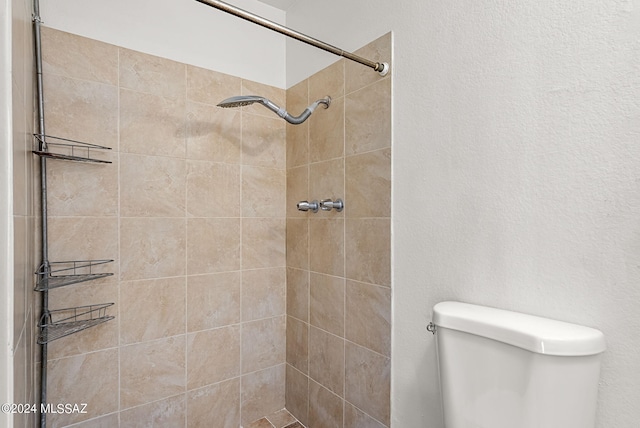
left=195, top=0, right=390, bottom=76
left=297, top=200, right=319, bottom=213
left=320, top=198, right=344, bottom=212
left=217, top=95, right=331, bottom=125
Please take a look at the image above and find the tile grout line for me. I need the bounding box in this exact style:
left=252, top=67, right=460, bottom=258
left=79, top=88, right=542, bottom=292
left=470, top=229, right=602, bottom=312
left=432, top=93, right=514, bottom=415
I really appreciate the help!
left=239, top=77, right=245, bottom=427
left=116, top=45, right=122, bottom=428
left=342, top=57, right=348, bottom=428
left=184, top=62, right=189, bottom=428
left=305, top=76, right=311, bottom=426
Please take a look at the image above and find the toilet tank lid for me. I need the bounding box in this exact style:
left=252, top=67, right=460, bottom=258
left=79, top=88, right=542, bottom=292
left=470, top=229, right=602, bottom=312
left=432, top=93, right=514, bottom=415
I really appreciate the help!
left=432, top=301, right=606, bottom=356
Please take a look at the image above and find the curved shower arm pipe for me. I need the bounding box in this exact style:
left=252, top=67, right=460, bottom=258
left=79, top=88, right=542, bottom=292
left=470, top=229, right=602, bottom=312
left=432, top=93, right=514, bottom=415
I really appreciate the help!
left=218, top=95, right=331, bottom=124
left=194, top=0, right=390, bottom=76
left=265, top=97, right=331, bottom=124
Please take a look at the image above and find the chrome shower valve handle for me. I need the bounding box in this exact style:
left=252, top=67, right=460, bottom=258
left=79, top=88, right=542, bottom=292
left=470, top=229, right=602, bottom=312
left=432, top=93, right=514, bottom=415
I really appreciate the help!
left=297, top=200, right=319, bottom=213
left=320, top=198, right=344, bottom=212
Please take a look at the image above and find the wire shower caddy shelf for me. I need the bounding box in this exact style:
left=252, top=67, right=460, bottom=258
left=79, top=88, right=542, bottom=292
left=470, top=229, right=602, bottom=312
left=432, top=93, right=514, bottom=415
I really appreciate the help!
left=37, top=303, right=115, bottom=345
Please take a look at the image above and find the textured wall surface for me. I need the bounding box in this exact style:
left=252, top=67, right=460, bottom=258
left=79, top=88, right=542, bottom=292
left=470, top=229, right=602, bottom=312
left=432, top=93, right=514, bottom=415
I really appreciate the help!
left=288, top=1, right=640, bottom=427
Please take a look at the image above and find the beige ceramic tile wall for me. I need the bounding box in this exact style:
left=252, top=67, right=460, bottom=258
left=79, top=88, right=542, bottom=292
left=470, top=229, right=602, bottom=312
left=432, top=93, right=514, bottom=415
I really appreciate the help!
left=285, top=33, right=392, bottom=428
left=12, top=0, right=38, bottom=426
left=41, top=27, right=286, bottom=427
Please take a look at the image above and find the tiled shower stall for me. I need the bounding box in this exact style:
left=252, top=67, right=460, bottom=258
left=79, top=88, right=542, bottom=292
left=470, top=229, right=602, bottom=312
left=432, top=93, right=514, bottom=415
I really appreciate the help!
left=39, top=26, right=390, bottom=427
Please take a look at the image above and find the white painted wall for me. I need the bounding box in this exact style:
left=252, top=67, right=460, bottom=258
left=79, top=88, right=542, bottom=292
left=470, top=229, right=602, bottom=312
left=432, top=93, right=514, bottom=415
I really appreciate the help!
left=39, top=0, right=287, bottom=88
left=287, top=1, right=640, bottom=427
left=0, top=0, right=14, bottom=425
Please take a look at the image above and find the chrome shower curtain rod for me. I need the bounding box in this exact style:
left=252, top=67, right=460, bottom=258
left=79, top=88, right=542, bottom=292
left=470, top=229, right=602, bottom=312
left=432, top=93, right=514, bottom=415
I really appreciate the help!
left=194, top=0, right=390, bottom=76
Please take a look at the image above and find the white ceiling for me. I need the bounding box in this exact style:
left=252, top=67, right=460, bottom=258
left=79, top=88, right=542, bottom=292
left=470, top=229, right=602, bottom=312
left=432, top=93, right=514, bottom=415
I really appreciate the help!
left=258, top=0, right=297, bottom=11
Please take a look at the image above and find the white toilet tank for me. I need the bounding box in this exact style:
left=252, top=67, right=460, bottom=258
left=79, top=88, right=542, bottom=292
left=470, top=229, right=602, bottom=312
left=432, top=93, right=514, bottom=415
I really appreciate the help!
left=432, top=301, right=606, bottom=428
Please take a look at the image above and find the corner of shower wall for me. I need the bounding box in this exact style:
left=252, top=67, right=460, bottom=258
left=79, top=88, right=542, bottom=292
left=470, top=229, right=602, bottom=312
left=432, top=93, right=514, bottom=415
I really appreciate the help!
left=284, top=32, right=392, bottom=428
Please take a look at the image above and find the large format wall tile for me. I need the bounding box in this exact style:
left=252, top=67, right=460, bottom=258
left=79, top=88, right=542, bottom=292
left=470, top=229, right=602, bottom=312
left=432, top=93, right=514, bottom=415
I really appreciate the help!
left=12, top=90, right=30, bottom=217
left=186, top=102, right=242, bottom=163
left=345, top=77, right=391, bottom=156
left=48, top=349, right=119, bottom=427
left=345, top=218, right=391, bottom=287
left=345, top=342, right=390, bottom=426
left=309, top=218, right=345, bottom=276
left=345, top=280, right=391, bottom=357
left=187, top=379, right=241, bottom=428
left=242, top=113, right=286, bottom=169
left=187, top=160, right=240, bottom=218
left=41, top=27, right=118, bottom=85
left=241, top=80, right=285, bottom=119
left=120, top=153, right=186, bottom=217
left=66, top=413, right=120, bottom=428
left=48, top=216, right=118, bottom=267
left=187, top=272, right=241, bottom=332
left=120, top=395, right=186, bottom=428
left=345, top=33, right=392, bottom=95
left=309, top=158, right=345, bottom=218
left=310, top=273, right=345, bottom=337
left=286, top=316, right=308, bottom=374
left=285, top=364, right=309, bottom=426
left=119, top=89, right=186, bottom=158
left=345, top=148, right=391, bottom=218
left=242, top=218, right=286, bottom=269
left=308, top=327, right=344, bottom=397
left=309, top=97, right=344, bottom=163
left=309, top=59, right=345, bottom=103
left=187, top=65, right=241, bottom=107
left=242, top=268, right=286, bottom=321
left=344, top=402, right=386, bottom=428
left=241, top=364, right=286, bottom=426
left=120, top=217, right=186, bottom=280
left=286, top=268, right=309, bottom=322
left=119, top=277, right=186, bottom=345
left=242, top=165, right=286, bottom=217
left=47, top=281, right=118, bottom=359
left=13, top=216, right=27, bottom=351
left=187, top=218, right=241, bottom=274
left=242, top=316, right=286, bottom=374
left=286, top=165, right=308, bottom=218
left=120, top=336, right=186, bottom=409
left=43, top=74, right=118, bottom=149
left=13, top=215, right=31, bottom=317
left=309, top=380, right=344, bottom=428
left=119, top=48, right=186, bottom=99
left=286, top=81, right=309, bottom=169
left=187, top=325, right=241, bottom=389
left=47, top=159, right=118, bottom=217
left=286, top=219, right=309, bottom=270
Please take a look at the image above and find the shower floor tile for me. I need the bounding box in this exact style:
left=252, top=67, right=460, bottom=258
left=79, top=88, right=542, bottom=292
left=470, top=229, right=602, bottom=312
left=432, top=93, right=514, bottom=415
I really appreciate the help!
left=246, top=418, right=274, bottom=428
left=246, top=408, right=306, bottom=428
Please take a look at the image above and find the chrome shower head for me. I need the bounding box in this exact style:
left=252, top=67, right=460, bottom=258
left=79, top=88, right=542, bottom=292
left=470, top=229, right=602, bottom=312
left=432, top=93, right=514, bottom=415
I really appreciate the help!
left=217, top=95, right=267, bottom=108
left=217, top=94, right=331, bottom=125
